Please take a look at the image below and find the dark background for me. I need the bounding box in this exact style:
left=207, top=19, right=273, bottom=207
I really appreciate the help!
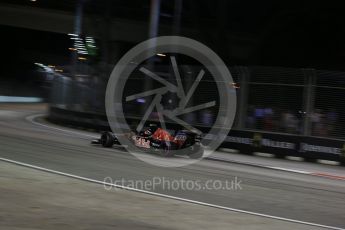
left=1, top=0, right=345, bottom=82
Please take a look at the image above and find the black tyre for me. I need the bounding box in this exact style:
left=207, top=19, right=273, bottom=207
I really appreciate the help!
left=160, top=142, right=174, bottom=157
left=240, top=148, right=253, bottom=155
left=274, top=154, right=286, bottom=159
left=101, top=132, right=114, bottom=148
left=188, top=144, right=204, bottom=159
left=304, top=157, right=317, bottom=163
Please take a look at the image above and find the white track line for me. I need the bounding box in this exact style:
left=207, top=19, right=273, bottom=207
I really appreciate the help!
left=26, top=114, right=98, bottom=139
left=0, top=157, right=343, bottom=230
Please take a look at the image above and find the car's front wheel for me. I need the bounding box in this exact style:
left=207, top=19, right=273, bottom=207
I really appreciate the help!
left=101, top=132, right=114, bottom=148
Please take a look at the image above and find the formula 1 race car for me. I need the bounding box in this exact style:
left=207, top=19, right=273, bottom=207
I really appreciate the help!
left=91, top=124, right=203, bottom=159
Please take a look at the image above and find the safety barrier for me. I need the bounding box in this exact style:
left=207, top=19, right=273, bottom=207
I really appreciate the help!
left=48, top=106, right=345, bottom=165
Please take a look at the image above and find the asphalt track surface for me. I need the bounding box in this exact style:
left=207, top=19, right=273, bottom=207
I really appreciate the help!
left=0, top=104, right=344, bottom=229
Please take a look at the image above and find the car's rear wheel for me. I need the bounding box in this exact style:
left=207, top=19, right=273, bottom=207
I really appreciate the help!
left=101, top=132, right=114, bottom=148
left=188, top=144, right=204, bottom=159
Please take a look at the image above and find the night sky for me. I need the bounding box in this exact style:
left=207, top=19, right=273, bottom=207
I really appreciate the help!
left=0, top=0, right=345, bottom=81
left=1, top=25, right=71, bottom=80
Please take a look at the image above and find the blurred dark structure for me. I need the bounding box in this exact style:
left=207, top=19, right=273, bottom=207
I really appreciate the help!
left=1, top=0, right=345, bottom=142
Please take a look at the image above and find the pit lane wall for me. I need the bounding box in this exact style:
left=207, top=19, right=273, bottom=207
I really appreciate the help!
left=48, top=106, right=345, bottom=165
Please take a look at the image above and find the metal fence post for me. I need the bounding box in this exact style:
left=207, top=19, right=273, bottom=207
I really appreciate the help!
left=302, top=68, right=316, bottom=136
left=236, top=66, right=250, bottom=129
